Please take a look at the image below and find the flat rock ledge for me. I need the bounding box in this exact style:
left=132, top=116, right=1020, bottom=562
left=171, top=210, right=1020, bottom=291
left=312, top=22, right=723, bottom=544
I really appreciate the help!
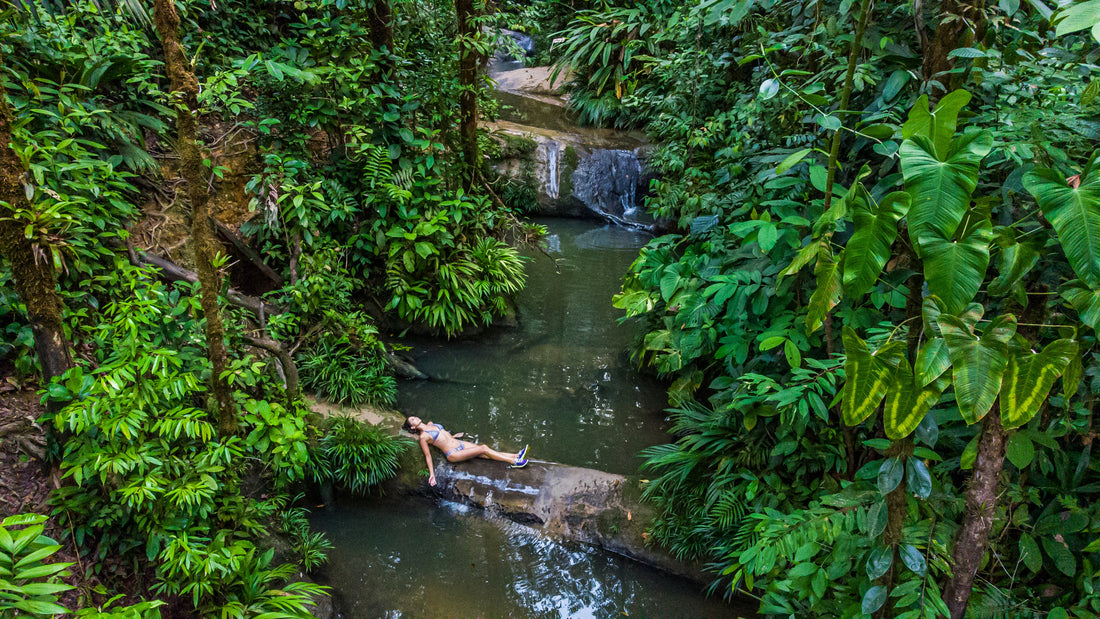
left=310, top=400, right=707, bottom=583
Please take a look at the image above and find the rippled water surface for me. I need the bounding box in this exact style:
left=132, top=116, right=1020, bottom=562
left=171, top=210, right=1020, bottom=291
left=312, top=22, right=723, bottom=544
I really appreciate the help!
left=310, top=496, right=736, bottom=619
left=397, top=219, right=669, bottom=475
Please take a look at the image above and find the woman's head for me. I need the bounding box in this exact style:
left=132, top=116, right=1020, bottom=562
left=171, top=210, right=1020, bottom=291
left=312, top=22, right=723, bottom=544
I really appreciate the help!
left=402, top=416, right=423, bottom=434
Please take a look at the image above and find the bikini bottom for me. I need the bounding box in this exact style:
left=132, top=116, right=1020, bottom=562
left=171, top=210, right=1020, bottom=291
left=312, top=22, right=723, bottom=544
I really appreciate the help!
left=444, top=443, right=466, bottom=457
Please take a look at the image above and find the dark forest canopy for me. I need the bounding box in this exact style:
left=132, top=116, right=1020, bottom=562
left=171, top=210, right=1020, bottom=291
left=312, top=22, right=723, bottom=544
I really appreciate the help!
left=1, top=0, right=1099, bottom=617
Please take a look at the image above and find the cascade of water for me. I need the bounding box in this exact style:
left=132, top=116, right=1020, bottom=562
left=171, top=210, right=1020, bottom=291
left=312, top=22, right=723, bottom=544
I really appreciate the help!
left=540, top=140, right=562, bottom=200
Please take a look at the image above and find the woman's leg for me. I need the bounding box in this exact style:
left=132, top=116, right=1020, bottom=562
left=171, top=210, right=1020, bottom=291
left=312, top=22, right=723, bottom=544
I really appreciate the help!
left=446, top=441, right=517, bottom=464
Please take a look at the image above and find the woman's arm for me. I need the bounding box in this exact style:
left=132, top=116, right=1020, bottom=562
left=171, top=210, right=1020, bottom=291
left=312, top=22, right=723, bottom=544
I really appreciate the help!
left=419, top=435, right=437, bottom=486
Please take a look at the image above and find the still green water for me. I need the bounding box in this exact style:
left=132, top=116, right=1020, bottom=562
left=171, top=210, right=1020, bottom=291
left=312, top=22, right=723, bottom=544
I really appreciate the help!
left=310, top=495, right=736, bottom=618
left=395, top=219, right=670, bottom=475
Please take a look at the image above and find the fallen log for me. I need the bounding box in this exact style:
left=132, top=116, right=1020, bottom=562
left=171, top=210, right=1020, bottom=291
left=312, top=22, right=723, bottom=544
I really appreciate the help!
left=211, top=218, right=284, bottom=287
left=134, top=251, right=287, bottom=316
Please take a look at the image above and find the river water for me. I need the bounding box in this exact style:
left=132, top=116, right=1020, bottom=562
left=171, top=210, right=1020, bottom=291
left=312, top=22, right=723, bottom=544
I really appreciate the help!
left=312, top=495, right=736, bottom=618
left=395, top=219, right=668, bottom=474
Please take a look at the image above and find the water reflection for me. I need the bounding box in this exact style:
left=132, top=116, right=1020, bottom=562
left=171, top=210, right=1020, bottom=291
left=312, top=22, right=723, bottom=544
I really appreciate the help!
left=398, top=220, right=668, bottom=475
left=311, top=496, right=736, bottom=618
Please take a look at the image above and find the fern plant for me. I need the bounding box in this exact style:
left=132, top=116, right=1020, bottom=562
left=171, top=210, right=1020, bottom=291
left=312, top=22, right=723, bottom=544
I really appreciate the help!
left=308, top=416, right=412, bottom=495
left=299, top=334, right=397, bottom=407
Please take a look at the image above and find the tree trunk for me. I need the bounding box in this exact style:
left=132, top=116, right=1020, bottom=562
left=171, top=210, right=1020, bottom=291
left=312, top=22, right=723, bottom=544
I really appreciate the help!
left=0, top=55, right=73, bottom=403
left=456, top=0, right=480, bottom=189
left=367, top=0, right=395, bottom=72
left=921, top=0, right=986, bottom=85
left=943, top=407, right=1007, bottom=618
left=153, top=0, right=236, bottom=436
left=244, top=336, right=299, bottom=406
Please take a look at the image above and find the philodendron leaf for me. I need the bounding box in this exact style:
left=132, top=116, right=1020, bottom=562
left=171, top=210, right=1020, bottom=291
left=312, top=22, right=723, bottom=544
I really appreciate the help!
left=1061, top=280, right=1100, bottom=333
left=920, top=217, right=992, bottom=314
left=883, top=355, right=950, bottom=440
left=807, top=247, right=843, bottom=335
left=1023, top=164, right=1100, bottom=286
left=901, top=130, right=993, bottom=255
left=901, top=90, right=973, bottom=158
left=999, top=338, right=1077, bottom=429
left=843, top=190, right=910, bottom=298
left=939, top=313, right=1018, bottom=424
left=988, top=239, right=1040, bottom=301
left=915, top=338, right=951, bottom=387
left=841, top=327, right=905, bottom=426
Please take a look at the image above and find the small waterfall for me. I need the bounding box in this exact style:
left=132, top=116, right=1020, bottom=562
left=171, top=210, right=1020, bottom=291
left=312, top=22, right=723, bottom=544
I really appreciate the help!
left=539, top=140, right=562, bottom=200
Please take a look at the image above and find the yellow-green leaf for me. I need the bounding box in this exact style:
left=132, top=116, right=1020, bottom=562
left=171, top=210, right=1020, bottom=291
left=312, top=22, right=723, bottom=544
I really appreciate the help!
left=1023, top=163, right=1100, bottom=286
left=841, top=327, right=905, bottom=426
left=1000, top=339, right=1077, bottom=429
left=920, top=217, right=992, bottom=315
left=807, top=247, right=843, bottom=335
left=939, top=313, right=1017, bottom=424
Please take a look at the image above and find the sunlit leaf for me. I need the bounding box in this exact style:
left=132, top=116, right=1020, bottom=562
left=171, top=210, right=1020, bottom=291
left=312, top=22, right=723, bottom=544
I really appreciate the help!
left=1023, top=163, right=1100, bottom=286
left=841, top=327, right=905, bottom=426
left=999, top=339, right=1076, bottom=429
left=939, top=313, right=1017, bottom=424
left=920, top=217, right=992, bottom=314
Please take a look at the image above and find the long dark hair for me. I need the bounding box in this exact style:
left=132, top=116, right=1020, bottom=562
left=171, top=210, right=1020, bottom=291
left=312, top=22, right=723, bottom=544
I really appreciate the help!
left=401, top=418, right=420, bottom=434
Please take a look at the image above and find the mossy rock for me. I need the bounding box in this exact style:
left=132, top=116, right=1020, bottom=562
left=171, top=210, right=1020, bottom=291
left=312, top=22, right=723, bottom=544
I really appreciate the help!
left=493, top=132, right=539, bottom=159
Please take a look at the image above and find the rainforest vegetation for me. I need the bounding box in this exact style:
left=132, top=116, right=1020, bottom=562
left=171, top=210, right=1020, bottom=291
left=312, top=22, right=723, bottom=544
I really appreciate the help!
left=1, top=0, right=1099, bottom=617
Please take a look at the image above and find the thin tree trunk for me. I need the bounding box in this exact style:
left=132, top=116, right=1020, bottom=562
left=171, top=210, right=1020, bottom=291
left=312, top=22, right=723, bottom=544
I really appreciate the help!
left=0, top=54, right=73, bottom=405
left=368, top=0, right=395, bottom=73
left=943, top=407, right=1007, bottom=618
left=821, top=0, right=873, bottom=214
left=456, top=0, right=480, bottom=189
left=921, top=0, right=986, bottom=86
left=153, top=0, right=236, bottom=435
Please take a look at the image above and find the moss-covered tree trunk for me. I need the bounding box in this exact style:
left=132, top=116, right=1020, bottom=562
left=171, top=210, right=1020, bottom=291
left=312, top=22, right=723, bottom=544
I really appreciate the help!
left=153, top=0, right=236, bottom=435
left=0, top=57, right=74, bottom=399
left=942, top=406, right=1007, bottom=618
left=456, top=0, right=480, bottom=189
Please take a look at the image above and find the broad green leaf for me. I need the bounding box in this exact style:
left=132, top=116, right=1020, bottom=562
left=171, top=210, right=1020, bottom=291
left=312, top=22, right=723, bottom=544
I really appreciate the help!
left=866, top=546, right=893, bottom=580
left=862, top=585, right=888, bottom=614
left=806, top=248, right=843, bottom=335
left=915, top=413, right=939, bottom=447
left=999, top=339, right=1077, bottom=429
left=1019, top=533, right=1042, bottom=572
left=843, top=191, right=910, bottom=298
left=939, top=314, right=1017, bottom=424
left=1061, top=280, right=1100, bottom=333
left=1042, top=536, right=1077, bottom=576
left=841, top=327, right=905, bottom=425
left=883, top=356, right=949, bottom=440
left=13, top=600, right=69, bottom=616
left=915, top=339, right=951, bottom=386
left=988, top=240, right=1040, bottom=302
left=900, top=544, right=928, bottom=576
left=1023, top=165, right=1100, bottom=286
left=901, top=131, right=993, bottom=254
left=878, top=457, right=905, bottom=495
left=1064, top=352, right=1083, bottom=400
left=1006, top=432, right=1035, bottom=469
left=776, top=148, right=812, bottom=174
left=778, top=240, right=823, bottom=281
left=1053, top=0, right=1100, bottom=37
left=920, top=218, right=992, bottom=314
left=900, top=90, right=972, bottom=158
left=907, top=458, right=932, bottom=499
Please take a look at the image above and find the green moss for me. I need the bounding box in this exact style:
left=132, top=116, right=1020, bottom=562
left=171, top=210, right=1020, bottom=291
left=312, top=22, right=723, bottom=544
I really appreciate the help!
left=558, top=145, right=579, bottom=198
left=495, top=133, right=538, bottom=159
left=597, top=508, right=626, bottom=537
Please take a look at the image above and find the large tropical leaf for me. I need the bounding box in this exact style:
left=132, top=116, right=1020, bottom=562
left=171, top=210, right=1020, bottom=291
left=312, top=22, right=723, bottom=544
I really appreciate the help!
left=807, top=247, right=843, bottom=335
left=900, top=90, right=972, bottom=158
left=988, top=238, right=1040, bottom=304
left=1061, top=280, right=1100, bottom=333
left=900, top=131, right=993, bottom=255
left=938, top=313, right=1017, bottom=424
left=841, top=327, right=905, bottom=426
left=914, top=338, right=951, bottom=387
left=1000, top=339, right=1077, bottom=429
left=843, top=191, right=910, bottom=298
left=882, top=356, right=950, bottom=440
left=920, top=218, right=992, bottom=314
left=1022, top=163, right=1100, bottom=286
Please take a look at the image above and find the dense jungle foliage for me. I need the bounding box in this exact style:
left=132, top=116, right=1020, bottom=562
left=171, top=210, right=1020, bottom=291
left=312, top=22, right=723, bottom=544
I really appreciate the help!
left=3, top=0, right=1100, bottom=617
left=0, top=0, right=528, bottom=615
left=548, top=0, right=1099, bottom=617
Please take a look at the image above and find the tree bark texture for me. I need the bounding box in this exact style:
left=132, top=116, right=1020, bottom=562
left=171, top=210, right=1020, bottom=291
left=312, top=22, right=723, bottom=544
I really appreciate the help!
left=943, top=407, right=1007, bottom=619
left=153, top=0, right=236, bottom=436
left=0, top=55, right=74, bottom=397
left=456, top=0, right=480, bottom=189
left=921, top=0, right=986, bottom=84
left=367, top=0, right=395, bottom=68
left=244, top=335, right=299, bottom=406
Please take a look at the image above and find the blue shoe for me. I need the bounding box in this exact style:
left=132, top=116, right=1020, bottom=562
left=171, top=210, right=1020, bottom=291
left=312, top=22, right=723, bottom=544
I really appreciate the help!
left=510, top=458, right=528, bottom=469
left=516, top=445, right=528, bottom=461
